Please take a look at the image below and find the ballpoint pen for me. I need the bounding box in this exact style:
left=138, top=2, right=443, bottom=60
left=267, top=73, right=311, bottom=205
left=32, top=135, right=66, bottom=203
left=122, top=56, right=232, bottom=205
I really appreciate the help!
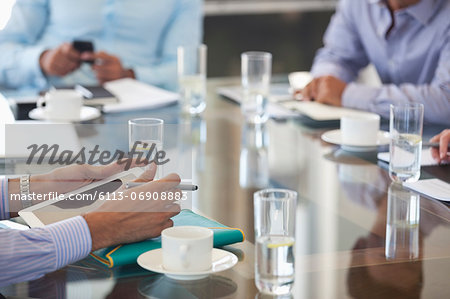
left=125, top=182, right=198, bottom=191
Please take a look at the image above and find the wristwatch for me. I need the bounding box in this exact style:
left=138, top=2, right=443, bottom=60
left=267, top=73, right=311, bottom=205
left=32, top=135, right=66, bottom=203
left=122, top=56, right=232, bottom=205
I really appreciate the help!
left=20, top=175, right=32, bottom=209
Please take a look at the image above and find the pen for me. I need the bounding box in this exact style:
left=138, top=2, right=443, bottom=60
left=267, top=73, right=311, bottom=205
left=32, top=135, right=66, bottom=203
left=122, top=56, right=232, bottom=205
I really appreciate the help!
left=125, top=182, right=198, bottom=191
left=422, top=142, right=450, bottom=150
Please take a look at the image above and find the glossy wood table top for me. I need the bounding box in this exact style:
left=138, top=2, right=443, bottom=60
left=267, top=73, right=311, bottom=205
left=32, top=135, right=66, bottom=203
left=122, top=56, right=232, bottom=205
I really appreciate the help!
left=2, top=78, right=449, bottom=299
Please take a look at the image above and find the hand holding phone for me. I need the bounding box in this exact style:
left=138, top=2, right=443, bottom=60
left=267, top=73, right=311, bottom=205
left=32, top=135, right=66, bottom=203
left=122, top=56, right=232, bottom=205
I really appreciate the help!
left=73, top=40, right=95, bottom=64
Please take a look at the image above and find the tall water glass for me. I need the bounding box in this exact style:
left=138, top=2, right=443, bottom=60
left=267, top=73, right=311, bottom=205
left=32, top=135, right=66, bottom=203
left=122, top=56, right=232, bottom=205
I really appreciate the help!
left=254, top=189, right=297, bottom=295
left=177, top=44, right=207, bottom=115
left=241, top=52, right=272, bottom=124
left=128, top=118, right=164, bottom=178
left=389, top=103, right=424, bottom=183
left=385, top=182, right=420, bottom=260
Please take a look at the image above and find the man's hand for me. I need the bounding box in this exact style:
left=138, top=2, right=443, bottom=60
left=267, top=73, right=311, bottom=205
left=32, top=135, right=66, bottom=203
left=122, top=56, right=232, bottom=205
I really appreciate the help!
left=302, top=76, right=347, bottom=106
left=39, top=43, right=81, bottom=76
left=83, top=167, right=182, bottom=251
left=81, top=51, right=135, bottom=84
left=430, top=129, right=450, bottom=164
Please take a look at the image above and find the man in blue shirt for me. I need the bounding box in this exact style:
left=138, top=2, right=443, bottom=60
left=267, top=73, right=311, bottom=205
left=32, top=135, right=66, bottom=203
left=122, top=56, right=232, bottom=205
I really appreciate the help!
left=0, top=161, right=181, bottom=286
left=302, top=0, right=450, bottom=125
left=0, top=0, right=202, bottom=91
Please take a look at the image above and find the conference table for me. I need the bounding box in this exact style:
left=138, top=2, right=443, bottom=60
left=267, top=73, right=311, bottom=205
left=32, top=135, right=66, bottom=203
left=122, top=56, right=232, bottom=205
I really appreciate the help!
left=1, top=77, right=449, bottom=299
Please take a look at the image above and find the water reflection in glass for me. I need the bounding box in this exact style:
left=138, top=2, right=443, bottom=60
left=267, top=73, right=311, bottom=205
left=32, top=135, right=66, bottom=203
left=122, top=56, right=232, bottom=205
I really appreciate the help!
left=385, top=182, right=420, bottom=260
left=239, top=123, right=269, bottom=188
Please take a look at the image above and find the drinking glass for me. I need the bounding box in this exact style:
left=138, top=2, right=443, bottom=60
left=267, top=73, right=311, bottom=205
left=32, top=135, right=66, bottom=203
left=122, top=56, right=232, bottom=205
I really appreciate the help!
left=385, top=182, right=420, bottom=260
left=128, top=118, right=164, bottom=177
left=177, top=44, right=207, bottom=115
left=389, top=103, right=424, bottom=183
left=241, top=52, right=272, bottom=124
left=254, top=189, right=297, bottom=295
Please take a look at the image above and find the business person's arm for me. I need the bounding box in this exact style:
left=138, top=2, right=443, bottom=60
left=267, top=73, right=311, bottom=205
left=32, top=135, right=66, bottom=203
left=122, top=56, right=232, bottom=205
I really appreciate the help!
left=0, top=0, right=50, bottom=89
left=307, top=0, right=450, bottom=126
left=341, top=39, right=450, bottom=126
left=0, top=165, right=180, bottom=286
left=132, top=0, right=203, bottom=91
left=0, top=215, right=92, bottom=287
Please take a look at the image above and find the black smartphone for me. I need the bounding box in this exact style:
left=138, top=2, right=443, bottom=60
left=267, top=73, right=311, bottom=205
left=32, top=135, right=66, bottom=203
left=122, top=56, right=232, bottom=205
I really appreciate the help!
left=72, top=40, right=94, bottom=64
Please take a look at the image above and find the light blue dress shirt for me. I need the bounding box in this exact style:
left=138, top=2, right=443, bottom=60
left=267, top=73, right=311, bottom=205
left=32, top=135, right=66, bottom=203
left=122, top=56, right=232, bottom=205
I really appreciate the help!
left=311, top=0, right=450, bottom=125
left=0, top=178, right=92, bottom=286
left=0, top=0, right=203, bottom=91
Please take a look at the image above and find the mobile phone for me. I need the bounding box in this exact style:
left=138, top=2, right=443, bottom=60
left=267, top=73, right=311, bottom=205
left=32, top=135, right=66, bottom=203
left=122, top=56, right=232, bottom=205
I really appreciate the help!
left=72, top=40, right=94, bottom=64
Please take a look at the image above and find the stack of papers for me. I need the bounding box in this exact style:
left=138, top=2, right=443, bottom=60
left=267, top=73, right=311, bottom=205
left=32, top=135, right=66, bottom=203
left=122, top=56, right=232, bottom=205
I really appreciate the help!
left=103, top=78, right=179, bottom=113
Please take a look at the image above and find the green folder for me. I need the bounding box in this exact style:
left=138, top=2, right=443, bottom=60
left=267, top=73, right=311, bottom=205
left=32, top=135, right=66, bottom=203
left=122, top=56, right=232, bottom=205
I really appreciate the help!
left=90, top=209, right=245, bottom=268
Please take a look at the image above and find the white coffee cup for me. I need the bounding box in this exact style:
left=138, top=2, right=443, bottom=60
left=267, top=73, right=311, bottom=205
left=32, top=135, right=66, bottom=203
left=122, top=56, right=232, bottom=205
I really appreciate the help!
left=37, top=89, right=83, bottom=121
left=340, top=114, right=380, bottom=146
left=162, top=226, right=213, bottom=272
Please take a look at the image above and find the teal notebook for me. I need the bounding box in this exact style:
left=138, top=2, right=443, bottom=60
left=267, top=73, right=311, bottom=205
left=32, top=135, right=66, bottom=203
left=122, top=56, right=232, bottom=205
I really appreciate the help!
left=90, top=209, right=245, bottom=268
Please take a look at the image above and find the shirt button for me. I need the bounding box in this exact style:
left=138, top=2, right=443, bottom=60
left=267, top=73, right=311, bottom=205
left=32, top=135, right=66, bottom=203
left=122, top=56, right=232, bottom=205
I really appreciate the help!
left=377, top=29, right=384, bottom=37
left=388, top=60, right=395, bottom=68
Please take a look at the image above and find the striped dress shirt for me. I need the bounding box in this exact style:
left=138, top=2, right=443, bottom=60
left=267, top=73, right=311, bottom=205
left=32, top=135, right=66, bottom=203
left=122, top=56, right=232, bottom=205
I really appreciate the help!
left=0, top=178, right=92, bottom=287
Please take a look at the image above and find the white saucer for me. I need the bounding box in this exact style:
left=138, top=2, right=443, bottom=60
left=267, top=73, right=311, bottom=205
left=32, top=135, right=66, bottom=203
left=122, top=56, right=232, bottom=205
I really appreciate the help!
left=29, top=106, right=101, bottom=122
left=137, top=248, right=238, bottom=281
left=321, top=129, right=390, bottom=152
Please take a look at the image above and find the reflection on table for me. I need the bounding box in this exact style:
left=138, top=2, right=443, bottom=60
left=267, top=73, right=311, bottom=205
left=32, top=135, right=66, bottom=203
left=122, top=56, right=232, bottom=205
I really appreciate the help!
left=1, top=77, right=449, bottom=298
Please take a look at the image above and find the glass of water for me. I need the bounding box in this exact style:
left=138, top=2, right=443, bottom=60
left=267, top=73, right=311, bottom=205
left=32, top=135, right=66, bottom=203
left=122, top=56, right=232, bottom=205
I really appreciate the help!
left=128, top=118, right=164, bottom=177
left=254, top=188, right=297, bottom=295
left=177, top=44, right=207, bottom=115
left=385, top=182, right=420, bottom=260
left=241, top=51, right=272, bottom=124
left=389, top=103, right=424, bottom=183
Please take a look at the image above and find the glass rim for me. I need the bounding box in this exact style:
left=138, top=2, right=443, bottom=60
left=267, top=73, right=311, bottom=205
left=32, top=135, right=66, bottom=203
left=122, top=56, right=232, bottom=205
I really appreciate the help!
left=254, top=188, right=297, bottom=201
left=241, top=51, right=272, bottom=60
left=177, top=43, right=207, bottom=50
left=389, top=103, right=424, bottom=111
left=128, top=118, right=164, bottom=126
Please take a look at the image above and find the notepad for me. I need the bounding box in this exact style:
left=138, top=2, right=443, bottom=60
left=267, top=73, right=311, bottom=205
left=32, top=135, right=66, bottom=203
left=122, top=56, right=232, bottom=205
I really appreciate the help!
left=404, top=179, right=450, bottom=202
left=103, top=78, right=178, bottom=113
left=377, top=148, right=444, bottom=167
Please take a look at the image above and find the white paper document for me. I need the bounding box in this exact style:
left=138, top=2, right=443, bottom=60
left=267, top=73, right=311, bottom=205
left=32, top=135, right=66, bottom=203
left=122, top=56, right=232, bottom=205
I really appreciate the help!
left=103, top=78, right=179, bottom=113
left=377, top=148, right=442, bottom=167
left=404, top=179, right=450, bottom=202
left=281, top=101, right=376, bottom=121
left=217, top=85, right=307, bottom=119
left=217, top=85, right=376, bottom=121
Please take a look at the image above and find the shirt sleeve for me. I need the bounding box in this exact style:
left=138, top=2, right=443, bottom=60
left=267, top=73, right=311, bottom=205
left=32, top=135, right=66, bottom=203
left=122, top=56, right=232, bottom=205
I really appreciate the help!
left=132, top=0, right=203, bottom=91
left=0, top=178, right=10, bottom=220
left=310, top=0, right=370, bottom=82
left=0, top=0, right=49, bottom=89
left=0, top=216, right=92, bottom=286
left=342, top=36, right=450, bottom=126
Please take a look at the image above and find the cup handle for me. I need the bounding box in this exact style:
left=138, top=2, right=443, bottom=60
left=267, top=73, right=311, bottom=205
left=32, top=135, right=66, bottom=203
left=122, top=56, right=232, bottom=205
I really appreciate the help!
left=180, top=244, right=189, bottom=268
left=37, top=96, right=46, bottom=110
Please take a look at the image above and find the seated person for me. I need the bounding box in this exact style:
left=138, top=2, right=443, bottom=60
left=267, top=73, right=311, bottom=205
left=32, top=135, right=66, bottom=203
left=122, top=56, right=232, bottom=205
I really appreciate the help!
left=0, top=0, right=202, bottom=91
left=0, top=161, right=181, bottom=286
left=302, top=0, right=450, bottom=125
